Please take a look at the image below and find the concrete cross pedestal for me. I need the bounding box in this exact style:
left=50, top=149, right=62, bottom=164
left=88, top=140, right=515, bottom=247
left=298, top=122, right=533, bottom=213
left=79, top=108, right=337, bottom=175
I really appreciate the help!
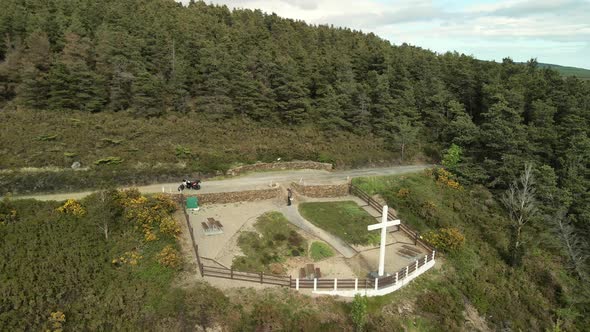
left=368, top=205, right=400, bottom=276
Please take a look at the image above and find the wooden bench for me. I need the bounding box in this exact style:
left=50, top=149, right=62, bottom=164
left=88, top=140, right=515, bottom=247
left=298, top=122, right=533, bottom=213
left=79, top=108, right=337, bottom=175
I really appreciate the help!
left=201, top=222, right=209, bottom=231
left=299, top=268, right=306, bottom=279
left=214, top=220, right=223, bottom=228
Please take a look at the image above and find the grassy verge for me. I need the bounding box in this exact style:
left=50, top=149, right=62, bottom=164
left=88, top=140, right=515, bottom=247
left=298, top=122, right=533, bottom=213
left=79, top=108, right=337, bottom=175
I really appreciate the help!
left=299, top=201, right=380, bottom=246
left=0, top=109, right=400, bottom=193
left=309, top=241, right=335, bottom=261
left=232, top=211, right=307, bottom=274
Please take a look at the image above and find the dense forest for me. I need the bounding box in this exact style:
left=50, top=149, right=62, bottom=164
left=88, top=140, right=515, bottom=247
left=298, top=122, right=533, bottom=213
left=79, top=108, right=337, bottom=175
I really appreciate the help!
left=1, top=0, right=588, bottom=252
left=1, top=0, right=589, bottom=330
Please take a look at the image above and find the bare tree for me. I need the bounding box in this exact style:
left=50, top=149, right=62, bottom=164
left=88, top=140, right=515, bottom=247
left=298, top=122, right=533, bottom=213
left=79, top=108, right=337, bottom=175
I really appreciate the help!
left=553, top=210, right=588, bottom=281
left=501, top=163, right=538, bottom=266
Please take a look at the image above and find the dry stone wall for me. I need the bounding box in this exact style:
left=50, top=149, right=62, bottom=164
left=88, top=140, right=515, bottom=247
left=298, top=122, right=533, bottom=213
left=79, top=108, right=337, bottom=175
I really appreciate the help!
left=184, top=187, right=281, bottom=205
left=290, top=182, right=350, bottom=198
left=226, top=161, right=333, bottom=176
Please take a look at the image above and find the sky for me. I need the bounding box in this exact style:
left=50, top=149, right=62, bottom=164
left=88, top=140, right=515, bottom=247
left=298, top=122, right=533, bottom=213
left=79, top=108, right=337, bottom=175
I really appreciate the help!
left=182, top=0, right=590, bottom=69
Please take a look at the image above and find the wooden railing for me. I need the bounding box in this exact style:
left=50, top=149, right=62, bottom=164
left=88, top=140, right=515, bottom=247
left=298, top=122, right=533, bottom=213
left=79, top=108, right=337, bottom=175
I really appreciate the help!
left=179, top=193, right=203, bottom=275
left=201, top=264, right=291, bottom=287
left=349, top=184, right=435, bottom=252
left=180, top=184, right=436, bottom=293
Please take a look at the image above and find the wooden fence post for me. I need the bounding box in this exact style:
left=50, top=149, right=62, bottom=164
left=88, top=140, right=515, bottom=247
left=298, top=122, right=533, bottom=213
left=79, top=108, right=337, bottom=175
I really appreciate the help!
left=374, top=277, right=379, bottom=290
left=296, top=278, right=299, bottom=290
left=354, top=278, right=358, bottom=291
left=334, top=278, right=337, bottom=291
left=432, top=250, right=436, bottom=260
left=415, top=260, right=419, bottom=271
left=395, top=272, right=398, bottom=284
left=314, top=278, right=317, bottom=291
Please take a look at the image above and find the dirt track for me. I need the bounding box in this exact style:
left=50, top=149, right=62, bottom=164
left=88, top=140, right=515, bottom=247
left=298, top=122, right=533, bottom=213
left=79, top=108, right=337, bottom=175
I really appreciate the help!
left=14, top=165, right=429, bottom=201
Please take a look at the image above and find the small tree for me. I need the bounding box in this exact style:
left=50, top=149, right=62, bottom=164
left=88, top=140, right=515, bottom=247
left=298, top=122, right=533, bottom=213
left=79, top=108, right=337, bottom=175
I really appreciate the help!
left=351, top=294, right=368, bottom=332
left=442, top=144, right=462, bottom=173
left=552, top=210, right=588, bottom=281
left=392, top=118, right=419, bottom=162
left=501, top=163, right=538, bottom=266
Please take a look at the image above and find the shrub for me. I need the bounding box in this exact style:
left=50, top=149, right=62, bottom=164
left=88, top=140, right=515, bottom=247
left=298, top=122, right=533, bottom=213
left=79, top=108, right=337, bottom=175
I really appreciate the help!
left=56, top=199, right=86, bottom=217
left=157, top=245, right=181, bottom=268
left=310, top=242, right=334, bottom=261
left=423, top=227, right=465, bottom=252
left=159, top=216, right=181, bottom=237
left=112, top=250, right=143, bottom=267
left=397, top=188, right=410, bottom=198
left=434, top=168, right=462, bottom=190
left=48, top=311, right=66, bottom=331
left=351, top=294, right=367, bottom=332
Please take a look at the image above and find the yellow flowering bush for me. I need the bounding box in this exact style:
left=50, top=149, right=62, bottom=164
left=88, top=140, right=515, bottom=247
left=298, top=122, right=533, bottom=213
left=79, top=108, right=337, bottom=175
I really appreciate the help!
left=157, top=245, right=182, bottom=268
left=423, top=227, right=465, bottom=252
left=434, top=168, right=463, bottom=190
left=159, top=216, right=181, bottom=236
left=47, top=311, right=65, bottom=331
left=56, top=199, right=86, bottom=217
left=112, top=250, right=143, bottom=266
left=397, top=188, right=410, bottom=198
left=153, top=194, right=178, bottom=213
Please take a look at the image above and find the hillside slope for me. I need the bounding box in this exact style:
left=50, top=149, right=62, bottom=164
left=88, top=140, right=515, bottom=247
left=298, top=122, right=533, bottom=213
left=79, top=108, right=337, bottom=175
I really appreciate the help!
left=538, top=62, right=590, bottom=79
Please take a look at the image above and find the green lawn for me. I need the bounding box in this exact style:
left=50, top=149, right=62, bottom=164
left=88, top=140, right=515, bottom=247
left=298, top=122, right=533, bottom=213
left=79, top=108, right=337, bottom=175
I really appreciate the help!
left=309, top=241, right=335, bottom=261
left=299, top=201, right=380, bottom=246
left=232, top=211, right=307, bottom=273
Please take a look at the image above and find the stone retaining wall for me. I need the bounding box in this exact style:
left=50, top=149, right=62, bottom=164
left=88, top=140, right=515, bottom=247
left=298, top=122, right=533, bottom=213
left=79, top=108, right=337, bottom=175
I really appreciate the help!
left=290, top=182, right=350, bottom=198
left=226, top=161, right=333, bottom=176
left=184, top=187, right=281, bottom=205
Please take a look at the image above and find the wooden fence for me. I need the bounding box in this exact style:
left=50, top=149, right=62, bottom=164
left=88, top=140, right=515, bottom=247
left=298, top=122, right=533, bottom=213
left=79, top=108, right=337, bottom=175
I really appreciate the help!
left=179, top=194, right=203, bottom=275
left=349, top=184, right=435, bottom=253
left=179, top=185, right=437, bottom=293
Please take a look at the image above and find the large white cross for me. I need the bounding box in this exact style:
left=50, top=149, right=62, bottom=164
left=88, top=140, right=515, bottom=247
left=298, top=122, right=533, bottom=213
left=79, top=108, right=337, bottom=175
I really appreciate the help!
left=368, top=205, right=400, bottom=276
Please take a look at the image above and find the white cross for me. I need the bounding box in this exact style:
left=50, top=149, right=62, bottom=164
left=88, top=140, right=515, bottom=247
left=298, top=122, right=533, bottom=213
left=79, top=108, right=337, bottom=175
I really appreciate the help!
left=368, top=205, right=400, bottom=276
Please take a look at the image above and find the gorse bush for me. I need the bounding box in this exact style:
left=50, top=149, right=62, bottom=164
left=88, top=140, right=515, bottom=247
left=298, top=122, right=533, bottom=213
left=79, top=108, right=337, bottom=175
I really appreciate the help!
left=157, top=245, right=182, bottom=268
left=423, top=227, right=466, bottom=252
left=56, top=199, right=86, bottom=217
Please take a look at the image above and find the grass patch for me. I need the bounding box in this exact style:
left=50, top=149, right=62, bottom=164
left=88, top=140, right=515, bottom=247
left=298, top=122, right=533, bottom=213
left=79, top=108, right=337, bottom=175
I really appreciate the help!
left=309, top=241, right=334, bottom=261
left=232, top=211, right=307, bottom=273
left=299, top=201, right=379, bottom=245
left=35, top=133, right=59, bottom=141
left=94, top=156, right=123, bottom=166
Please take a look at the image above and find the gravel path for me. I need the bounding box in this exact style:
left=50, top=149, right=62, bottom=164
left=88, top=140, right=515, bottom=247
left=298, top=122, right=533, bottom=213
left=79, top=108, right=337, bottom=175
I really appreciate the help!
left=14, top=164, right=429, bottom=201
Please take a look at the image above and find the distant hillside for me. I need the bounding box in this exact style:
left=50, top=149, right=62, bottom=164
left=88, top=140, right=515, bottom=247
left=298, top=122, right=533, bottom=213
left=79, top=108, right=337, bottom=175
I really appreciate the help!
left=538, top=63, right=590, bottom=79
